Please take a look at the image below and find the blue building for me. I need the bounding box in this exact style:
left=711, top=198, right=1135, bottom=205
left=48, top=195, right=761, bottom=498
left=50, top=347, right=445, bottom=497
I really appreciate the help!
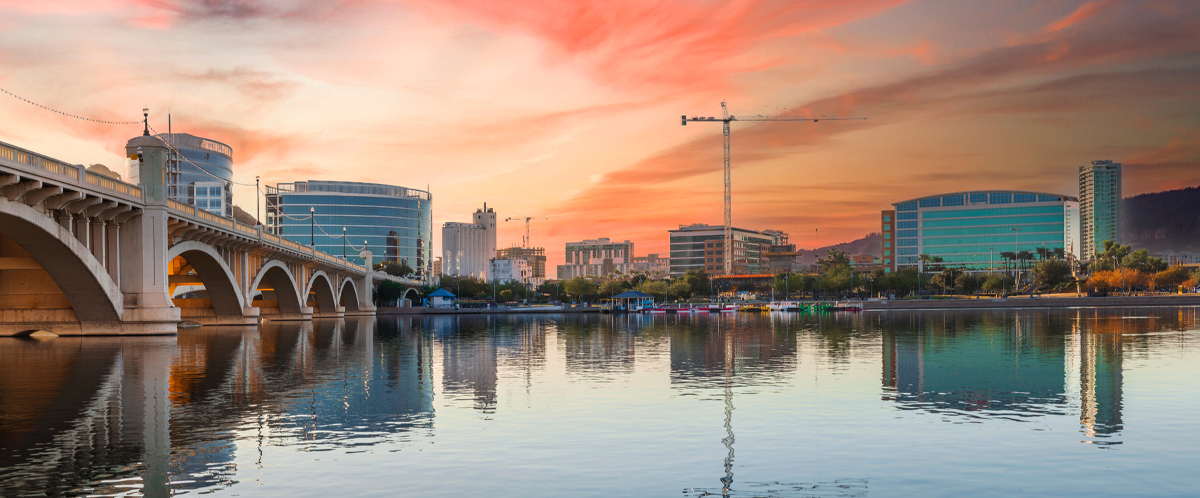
left=885, top=190, right=1077, bottom=271
left=265, top=180, right=432, bottom=275
left=161, top=133, right=234, bottom=217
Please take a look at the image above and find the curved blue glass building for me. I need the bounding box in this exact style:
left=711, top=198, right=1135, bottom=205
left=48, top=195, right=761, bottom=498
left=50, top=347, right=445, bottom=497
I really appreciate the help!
left=265, top=181, right=433, bottom=275
left=884, top=190, right=1078, bottom=271
left=162, top=133, right=233, bottom=217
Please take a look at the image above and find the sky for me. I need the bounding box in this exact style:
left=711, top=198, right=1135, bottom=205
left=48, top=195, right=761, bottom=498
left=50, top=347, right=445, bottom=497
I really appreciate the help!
left=1, top=0, right=1198, bottom=268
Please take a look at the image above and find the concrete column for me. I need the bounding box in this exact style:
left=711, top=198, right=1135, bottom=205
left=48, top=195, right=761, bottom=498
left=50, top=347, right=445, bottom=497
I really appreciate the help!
left=74, top=214, right=90, bottom=249
left=106, top=221, right=121, bottom=286
left=57, top=211, right=73, bottom=233
left=90, top=218, right=105, bottom=264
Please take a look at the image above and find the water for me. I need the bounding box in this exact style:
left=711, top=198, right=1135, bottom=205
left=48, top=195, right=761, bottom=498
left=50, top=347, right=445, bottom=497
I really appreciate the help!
left=2, top=308, right=1198, bottom=497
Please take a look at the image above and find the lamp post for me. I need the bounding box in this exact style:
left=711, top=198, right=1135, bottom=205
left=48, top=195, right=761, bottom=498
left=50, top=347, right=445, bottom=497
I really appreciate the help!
left=310, top=207, right=315, bottom=246
left=1009, top=228, right=1021, bottom=295
left=255, top=176, right=260, bottom=225
left=342, top=227, right=347, bottom=259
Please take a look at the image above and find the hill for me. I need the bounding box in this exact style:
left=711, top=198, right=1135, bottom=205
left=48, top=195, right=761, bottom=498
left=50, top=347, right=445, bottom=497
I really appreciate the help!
left=1123, top=185, right=1200, bottom=252
left=798, top=232, right=882, bottom=265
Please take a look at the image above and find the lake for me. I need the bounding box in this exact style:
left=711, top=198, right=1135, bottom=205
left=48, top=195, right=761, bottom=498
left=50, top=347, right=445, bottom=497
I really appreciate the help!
left=2, top=308, right=1198, bottom=497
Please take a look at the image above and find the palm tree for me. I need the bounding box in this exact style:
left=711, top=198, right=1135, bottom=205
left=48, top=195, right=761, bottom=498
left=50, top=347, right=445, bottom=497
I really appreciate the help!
left=999, top=251, right=1016, bottom=271
left=1053, top=247, right=1066, bottom=260
left=1036, top=247, right=1051, bottom=261
left=1017, top=250, right=1034, bottom=269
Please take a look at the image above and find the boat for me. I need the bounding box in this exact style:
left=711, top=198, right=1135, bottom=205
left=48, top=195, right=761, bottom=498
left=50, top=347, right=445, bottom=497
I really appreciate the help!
left=739, top=305, right=765, bottom=312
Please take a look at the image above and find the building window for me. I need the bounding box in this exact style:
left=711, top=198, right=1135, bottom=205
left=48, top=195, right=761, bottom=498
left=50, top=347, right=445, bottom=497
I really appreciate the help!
left=884, top=242, right=891, bottom=248
left=919, top=198, right=941, bottom=208
left=883, top=224, right=890, bottom=231
left=883, top=216, right=891, bottom=222
left=884, top=250, right=890, bottom=256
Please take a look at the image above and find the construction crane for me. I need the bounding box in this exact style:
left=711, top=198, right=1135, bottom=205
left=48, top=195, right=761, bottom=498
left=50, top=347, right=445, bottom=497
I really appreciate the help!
left=683, top=102, right=864, bottom=276
left=504, top=216, right=543, bottom=248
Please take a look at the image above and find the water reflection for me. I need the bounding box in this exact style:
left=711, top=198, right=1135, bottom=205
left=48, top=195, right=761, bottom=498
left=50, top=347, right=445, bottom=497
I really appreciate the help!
left=0, top=308, right=1197, bottom=497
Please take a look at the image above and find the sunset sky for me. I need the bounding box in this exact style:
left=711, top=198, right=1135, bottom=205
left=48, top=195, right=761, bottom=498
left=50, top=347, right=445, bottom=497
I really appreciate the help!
left=1, top=0, right=1197, bottom=268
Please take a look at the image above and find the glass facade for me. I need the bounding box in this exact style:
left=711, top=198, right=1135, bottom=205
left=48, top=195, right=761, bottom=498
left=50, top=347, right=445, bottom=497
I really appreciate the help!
left=266, top=181, right=432, bottom=275
left=891, top=191, right=1077, bottom=271
left=162, top=134, right=233, bottom=217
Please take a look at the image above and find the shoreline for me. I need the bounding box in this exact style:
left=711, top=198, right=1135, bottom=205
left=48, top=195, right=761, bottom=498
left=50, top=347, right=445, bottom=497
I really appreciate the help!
left=378, top=295, right=1200, bottom=315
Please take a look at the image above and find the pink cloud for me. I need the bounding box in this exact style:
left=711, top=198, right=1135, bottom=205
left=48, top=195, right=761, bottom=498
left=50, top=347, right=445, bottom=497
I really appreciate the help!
left=1043, top=0, right=1118, bottom=32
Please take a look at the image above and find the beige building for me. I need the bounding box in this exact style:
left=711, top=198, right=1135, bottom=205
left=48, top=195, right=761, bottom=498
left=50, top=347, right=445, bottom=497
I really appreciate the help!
left=557, top=238, right=636, bottom=279
left=441, top=203, right=497, bottom=279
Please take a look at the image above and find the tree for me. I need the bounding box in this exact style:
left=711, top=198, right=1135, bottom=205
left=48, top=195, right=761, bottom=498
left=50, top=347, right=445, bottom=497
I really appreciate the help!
left=375, top=260, right=414, bottom=277
left=954, top=272, right=981, bottom=294
left=1032, top=259, right=1072, bottom=288
left=637, top=280, right=669, bottom=299
left=818, top=248, right=852, bottom=273
left=999, top=251, right=1016, bottom=271
left=816, top=264, right=853, bottom=297
left=1152, top=266, right=1193, bottom=290
left=1093, top=240, right=1133, bottom=271
left=498, top=289, right=513, bottom=302
left=670, top=280, right=692, bottom=300
left=599, top=279, right=623, bottom=297
left=1035, top=246, right=1051, bottom=261
left=1122, top=249, right=1168, bottom=273
left=982, top=273, right=1009, bottom=294
left=684, top=269, right=711, bottom=296
left=1053, top=247, right=1066, bottom=260
left=375, top=280, right=406, bottom=305
left=563, top=276, right=597, bottom=302
left=1016, top=251, right=1034, bottom=269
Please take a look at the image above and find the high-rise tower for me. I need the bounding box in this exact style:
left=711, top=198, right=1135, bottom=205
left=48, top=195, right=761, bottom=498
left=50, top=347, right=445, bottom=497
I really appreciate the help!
left=1078, top=160, right=1122, bottom=262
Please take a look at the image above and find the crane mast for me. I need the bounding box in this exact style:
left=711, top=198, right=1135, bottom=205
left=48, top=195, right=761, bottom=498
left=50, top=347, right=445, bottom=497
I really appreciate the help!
left=505, top=216, right=534, bottom=248
left=682, top=102, right=864, bottom=276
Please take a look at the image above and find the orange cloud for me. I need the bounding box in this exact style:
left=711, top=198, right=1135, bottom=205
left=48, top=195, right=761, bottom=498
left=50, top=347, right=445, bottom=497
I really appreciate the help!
left=400, top=0, right=912, bottom=93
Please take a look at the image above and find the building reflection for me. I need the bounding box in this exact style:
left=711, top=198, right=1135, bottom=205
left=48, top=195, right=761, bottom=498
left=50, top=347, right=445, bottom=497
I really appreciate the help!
left=668, top=314, right=798, bottom=388
left=432, top=315, right=500, bottom=412
left=880, top=309, right=1141, bottom=443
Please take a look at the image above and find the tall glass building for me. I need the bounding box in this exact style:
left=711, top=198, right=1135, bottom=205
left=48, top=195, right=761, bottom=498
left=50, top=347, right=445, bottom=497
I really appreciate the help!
left=162, top=133, right=233, bottom=217
left=265, top=181, right=433, bottom=275
left=885, top=191, right=1077, bottom=271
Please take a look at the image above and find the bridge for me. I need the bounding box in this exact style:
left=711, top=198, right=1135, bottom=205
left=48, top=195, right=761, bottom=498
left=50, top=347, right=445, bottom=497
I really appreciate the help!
left=0, top=135, right=423, bottom=336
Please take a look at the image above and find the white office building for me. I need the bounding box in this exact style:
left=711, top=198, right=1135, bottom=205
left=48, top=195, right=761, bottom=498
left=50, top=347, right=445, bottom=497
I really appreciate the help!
left=441, top=203, right=497, bottom=279
left=490, top=259, right=533, bottom=286
left=1064, top=199, right=1081, bottom=260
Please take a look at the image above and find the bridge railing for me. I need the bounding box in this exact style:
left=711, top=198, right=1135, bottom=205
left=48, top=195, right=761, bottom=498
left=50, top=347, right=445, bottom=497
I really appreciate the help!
left=1, top=140, right=144, bottom=203
left=166, top=201, right=387, bottom=277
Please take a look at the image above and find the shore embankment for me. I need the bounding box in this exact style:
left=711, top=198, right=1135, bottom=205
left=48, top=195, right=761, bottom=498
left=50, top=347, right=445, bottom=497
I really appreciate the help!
left=376, top=306, right=602, bottom=315
left=863, top=294, right=1200, bottom=310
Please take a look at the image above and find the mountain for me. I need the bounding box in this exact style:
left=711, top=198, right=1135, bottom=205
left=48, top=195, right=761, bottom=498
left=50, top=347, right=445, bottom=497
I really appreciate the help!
left=797, top=232, right=882, bottom=265
left=1123, top=185, right=1200, bottom=252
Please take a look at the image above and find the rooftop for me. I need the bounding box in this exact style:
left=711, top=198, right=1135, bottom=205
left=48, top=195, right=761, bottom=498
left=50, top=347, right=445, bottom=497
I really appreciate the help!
left=893, top=190, right=1077, bottom=208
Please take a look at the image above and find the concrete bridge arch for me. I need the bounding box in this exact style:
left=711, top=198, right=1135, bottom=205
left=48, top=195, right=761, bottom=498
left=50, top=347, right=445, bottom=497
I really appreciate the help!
left=250, top=260, right=306, bottom=320
left=0, top=198, right=122, bottom=334
left=339, top=278, right=362, bottom=313
left=167, top=241, right=253, bottom=325
left=305, top=270, right=341, bottom=317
